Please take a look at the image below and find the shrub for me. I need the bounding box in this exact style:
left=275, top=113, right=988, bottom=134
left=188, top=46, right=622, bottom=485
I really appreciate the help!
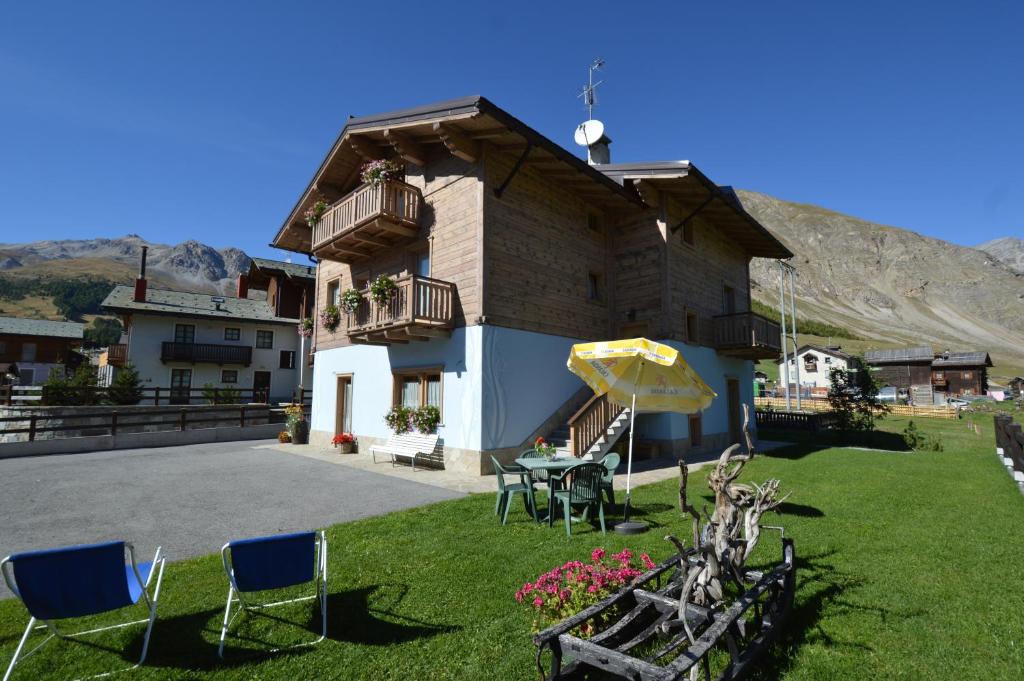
left=515, top=548, right=655, bottom=637
left=903, top=420, right=944, bottom=452
left=107, top=363, right=143, bottom=405
left=412, top=405, right=441, bottom=434
left=201, top=383, right=240, bottom=405
left=827, top=364, right=887, bottom=434
left=67, top=365, right=100, bottom=406
left=41, top=367, right=71, bottom=405
left=384, top=405, right=413, bottom=435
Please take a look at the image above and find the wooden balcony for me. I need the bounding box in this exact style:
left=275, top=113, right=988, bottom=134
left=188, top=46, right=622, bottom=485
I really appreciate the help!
left=312, top=180, right=423, bottom=263
left=106, top=343, right=127, bottom=367
left=160, top=342, right=253, bottom=366
left=344, top=275, right=454, bottom=344
left=713, top=311, right=782, bottom=360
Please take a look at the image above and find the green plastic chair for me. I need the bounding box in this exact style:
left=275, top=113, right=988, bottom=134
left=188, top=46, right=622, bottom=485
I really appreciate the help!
left=517, top=449, right=549, bottom=484
left=599, top=452, right=620, bottom=507
left=549, top=463, right=606, bottom=536
left=491, top=456, right=537, bottom=525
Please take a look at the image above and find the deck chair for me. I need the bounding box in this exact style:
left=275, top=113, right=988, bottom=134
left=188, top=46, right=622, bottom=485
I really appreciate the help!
left=549, top=463, right=607, bottom=536
left=1, top=541, right=166, bottom=681
left=599, top=452, right=620, bottom=507
left=490, top=456, right=538, bottom=525
left=218, top=531, right=327, bottom=659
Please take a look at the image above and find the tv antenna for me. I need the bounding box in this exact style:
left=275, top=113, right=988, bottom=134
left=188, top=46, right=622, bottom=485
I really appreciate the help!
left=577, top=58, right=605, bottom=120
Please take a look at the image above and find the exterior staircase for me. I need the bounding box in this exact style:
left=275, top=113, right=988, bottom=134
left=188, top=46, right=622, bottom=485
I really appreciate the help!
left=522, top=390, right=632, bottom=462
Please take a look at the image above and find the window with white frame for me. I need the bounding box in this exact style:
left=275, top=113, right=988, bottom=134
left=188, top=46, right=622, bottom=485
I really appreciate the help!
left=255, top=330, right=274, bottom=349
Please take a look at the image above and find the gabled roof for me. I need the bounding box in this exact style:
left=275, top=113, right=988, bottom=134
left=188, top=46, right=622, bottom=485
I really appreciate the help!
left=864, top=346, right=934, bottom=363
left=272, top=95, right=643, bottom=253
left=597, top=162, right=792, bottom=258
left=932, top=351, right=992, bottom=367
left=249, top=257, right=315, bottom=281
left=775, top=344, right=853, bottom=364
left=0, top=316, right=84, bottom=340
left=102, top=286, right=298, bottom=325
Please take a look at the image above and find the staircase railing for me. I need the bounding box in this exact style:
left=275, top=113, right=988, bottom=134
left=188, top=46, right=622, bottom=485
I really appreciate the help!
left=568, top=393, right=626, bottom=458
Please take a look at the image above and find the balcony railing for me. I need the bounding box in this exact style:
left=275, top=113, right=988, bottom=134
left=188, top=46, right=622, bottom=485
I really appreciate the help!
left=160, top=342, right=253, bottom=366
left=106, top=343, right=127, bottom=367
left=312, top=180, right=423, bottom=262
left=344, top=274, right=454, bottom=344
left=713, top=311, right=782, bottom=360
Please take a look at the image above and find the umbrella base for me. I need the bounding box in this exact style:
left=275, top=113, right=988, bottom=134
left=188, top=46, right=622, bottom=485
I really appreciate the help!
left=613, top=520, right=649, bottom=535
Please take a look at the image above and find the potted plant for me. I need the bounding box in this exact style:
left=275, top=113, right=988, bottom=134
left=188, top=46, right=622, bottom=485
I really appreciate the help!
left=278, top=430, right=292, bottom=443
left=384, top=405, right=413, bottom=435
left=534, top=436, right=557, bottom=461
left=285, top=404, right=308, bottom=445
left=319, top=305, right=340, bottom=333
left=412, top=405, right=441, bottom=434
left=360, top=159, right=401, bottom=186
left=332, top=432, right=355, bottom=453
left=370, top=274, right=397, bottom=306
left=298, top=317, right=314, bottom=337
left=304, top=199, right=329, bottom=227
left=339, top=288, right=362, bottom=315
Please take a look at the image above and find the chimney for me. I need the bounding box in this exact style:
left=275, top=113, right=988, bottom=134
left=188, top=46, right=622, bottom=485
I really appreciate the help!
left=587, top=134, right=612, bottom=165
left=133, top=246, right=148, bottom=302
left=236, top=274, right=249, bottom=299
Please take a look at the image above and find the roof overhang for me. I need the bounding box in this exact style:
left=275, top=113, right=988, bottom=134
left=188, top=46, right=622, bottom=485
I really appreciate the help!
left=272, top=96, right=643, bottom=253
left=597, top=161, right=793, bottom=259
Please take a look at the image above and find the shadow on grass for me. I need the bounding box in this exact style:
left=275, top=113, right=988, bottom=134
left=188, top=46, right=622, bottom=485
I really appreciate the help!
left=126, top=584, right=457, bottom=671
left=759, top=429, right=911, bottom=460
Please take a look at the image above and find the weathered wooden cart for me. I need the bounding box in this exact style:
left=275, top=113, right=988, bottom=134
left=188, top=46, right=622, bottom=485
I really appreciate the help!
left=533, top=537, right=795, bottom=681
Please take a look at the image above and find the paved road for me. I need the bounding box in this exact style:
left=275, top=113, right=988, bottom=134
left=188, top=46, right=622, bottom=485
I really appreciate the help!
left=0, top=440, right=462, bottom=598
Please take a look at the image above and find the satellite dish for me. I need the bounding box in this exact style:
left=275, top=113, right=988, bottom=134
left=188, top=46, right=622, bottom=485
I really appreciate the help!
left=574, top=119, right=605, bottom=147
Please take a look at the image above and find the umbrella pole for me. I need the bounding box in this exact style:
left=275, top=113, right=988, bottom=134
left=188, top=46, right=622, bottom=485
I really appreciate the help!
left=623, top=389, right=637, bottom=522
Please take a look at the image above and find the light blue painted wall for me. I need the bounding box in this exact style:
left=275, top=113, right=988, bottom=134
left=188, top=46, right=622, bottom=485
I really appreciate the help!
left=310, top=327, right=483, bottom=450
left=632, top=342, right=755, bottom=440
left=479, top=326, right=586, bottom=450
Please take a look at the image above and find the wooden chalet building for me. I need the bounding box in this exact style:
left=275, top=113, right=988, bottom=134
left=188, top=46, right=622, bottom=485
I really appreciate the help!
left=865, top=346, right=993, bottom=400
left=0, top=316, right=85, bottom=386
left=271, top=96, right=791, bottom=473
left=931, top=351, right=992, bottom=397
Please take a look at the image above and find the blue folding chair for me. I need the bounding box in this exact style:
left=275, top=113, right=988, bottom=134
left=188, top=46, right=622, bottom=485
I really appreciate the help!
left=218, top=531, right=327, bottom=659
left=1, top=542, right=166, bottom=681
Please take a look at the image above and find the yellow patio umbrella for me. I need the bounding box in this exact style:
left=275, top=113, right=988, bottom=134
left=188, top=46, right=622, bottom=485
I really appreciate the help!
left=567, top=338, right=716, bottom=533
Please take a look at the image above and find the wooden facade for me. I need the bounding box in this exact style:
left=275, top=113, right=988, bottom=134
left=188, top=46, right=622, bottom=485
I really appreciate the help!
left=0, top=333, right=78, bottom=365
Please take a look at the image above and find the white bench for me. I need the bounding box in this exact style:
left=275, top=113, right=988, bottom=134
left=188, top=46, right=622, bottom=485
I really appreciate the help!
left=370, top=433, right=440, bottom=471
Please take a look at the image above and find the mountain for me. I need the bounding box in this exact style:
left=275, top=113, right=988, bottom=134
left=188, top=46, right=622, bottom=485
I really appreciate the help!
left=977, top=237, right=1024, bottom=274
left=741, top=191, right=1024, bottom=381
left=0, top=235, right=251, bottom=294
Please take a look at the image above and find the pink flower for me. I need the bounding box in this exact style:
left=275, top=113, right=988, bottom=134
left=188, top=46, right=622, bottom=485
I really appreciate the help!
left=591, top=547, right=606, bottom=563
left=641, top=553, right=656, bottom=570
left=587, top=584, right=599, bottom=593
left=533, top=597, right=544, bottom=607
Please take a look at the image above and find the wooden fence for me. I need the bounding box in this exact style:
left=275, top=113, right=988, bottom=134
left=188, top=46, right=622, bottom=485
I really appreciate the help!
left=2, top=385, right=312, bottom=407
left=994, top=414, right=1024, bottom=484
left=755, top=409, right=837, bottom=431
left=754, top=396, right=958, bottom=420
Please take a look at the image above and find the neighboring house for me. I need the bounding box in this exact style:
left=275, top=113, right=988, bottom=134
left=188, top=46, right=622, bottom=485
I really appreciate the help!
left=931, top=351, right=992, bottom=397
left=777, top=344, right=860, bottom=390
left=270, top=95, right=791, bottom=473
left=864, top=347, right=934, bottom=392
left=101, top=248, right=304, bottom=404
left=0, top=316, right=85, bottom=385
left=244, top=257, right=316, bottom=320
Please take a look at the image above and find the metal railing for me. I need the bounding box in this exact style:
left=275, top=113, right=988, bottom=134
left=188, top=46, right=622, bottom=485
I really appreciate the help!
left=312, top=180, right=422, bottom=251
left=160, top=342, right=254, bottom=366
left=567, top=393, right=625, bottom=458
left=345, top=275, right=454, bottom=335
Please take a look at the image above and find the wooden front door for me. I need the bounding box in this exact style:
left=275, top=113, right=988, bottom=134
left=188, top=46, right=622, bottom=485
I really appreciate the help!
left=727, top=378, right=741, bottom=444
left=253, top=371, right=271, bottom=403
left=170, top=368, right=191, bottom=405
left=335, top=375, right=352, bottom=435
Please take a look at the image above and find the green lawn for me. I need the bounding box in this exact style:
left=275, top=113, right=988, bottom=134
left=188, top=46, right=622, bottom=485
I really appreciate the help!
left=2, top=415, right=1023, bottom=679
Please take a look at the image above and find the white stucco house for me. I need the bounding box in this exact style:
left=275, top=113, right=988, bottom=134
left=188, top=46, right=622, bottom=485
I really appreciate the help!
left=777, top=344, right=859, bottom=391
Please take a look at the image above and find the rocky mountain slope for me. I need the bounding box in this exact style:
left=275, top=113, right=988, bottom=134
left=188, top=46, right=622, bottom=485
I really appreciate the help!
left=0, top=235, right=250, bottom=294
left=741, top=191, right=1024, bottom=380
left=977, top=236, right=1024, bottom=274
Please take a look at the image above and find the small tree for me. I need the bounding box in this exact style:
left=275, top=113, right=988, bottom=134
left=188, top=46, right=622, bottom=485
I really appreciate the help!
left=41, top=367, right=71, bottom=405
left=107, top=363, right=143, bottom=405
left=827, top=364, right=887, bottom=435
left=68, top=364, right=100, bottom=406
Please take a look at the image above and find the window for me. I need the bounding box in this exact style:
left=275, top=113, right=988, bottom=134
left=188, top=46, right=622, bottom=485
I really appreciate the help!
left=587, top=271, right=604, bottom=302
left=19, top=368, right=35, bottom=386
left=221, top=369, right=238, bottom=383
left=280, top=350, right=296, bottom=369
left=685, top=312, right=699, bottom=344
left=326, top=280, right=340, bottom=307
left=174, top=324, right=195, bottom=344
left=934, top=371, right=945, bottom=381
left=962, top=371, right=973, bottom=380
left=170, top=368, right=192, bottom=405
left=416, top=251, right=430, bottom=277
left=824, top=357, right=832, bottom=365
left=0, top=341, right=6, bottom=354
left=256, top=330, right=274, bottom=349
left=392, top=368, right=443, bottom=415
left=682, top=222, right=695, bottom=247
left=224, top=327, right=240, bottom=341
left=20, top=342, right=36, bottom=362
left=723, top=286, right=737, bottom=315
left=804, top=355, right=818, bottom=373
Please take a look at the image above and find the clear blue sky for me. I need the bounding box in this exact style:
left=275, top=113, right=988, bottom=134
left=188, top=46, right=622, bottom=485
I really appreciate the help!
left=1, top=1, right=1020, bottom=259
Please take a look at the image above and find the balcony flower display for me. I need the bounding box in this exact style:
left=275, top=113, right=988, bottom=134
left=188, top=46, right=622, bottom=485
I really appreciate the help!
left=319, top=305, right=340, bottom=333
left=360, top=159, right=401, bottom=187
left=303, top=199, right=329, bottom=228
left=369, top=275, right=397, bottom=306
left=340, top=288, right=362, bottom=314
left=298, top=317, right=314, bottom=337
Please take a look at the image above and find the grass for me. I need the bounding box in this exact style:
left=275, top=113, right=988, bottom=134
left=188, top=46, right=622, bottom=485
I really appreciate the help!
left=2, top=415, right=1023, bottom=679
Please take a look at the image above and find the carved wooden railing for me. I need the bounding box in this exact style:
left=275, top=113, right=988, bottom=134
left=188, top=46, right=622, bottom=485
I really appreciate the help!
left=713, top=311, right=781, bottom=352
left=312, top=180, right=422, bottom=251
left=345, top=275, right=453, bottom=334
left=568, top=392, right=626, bottom=458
